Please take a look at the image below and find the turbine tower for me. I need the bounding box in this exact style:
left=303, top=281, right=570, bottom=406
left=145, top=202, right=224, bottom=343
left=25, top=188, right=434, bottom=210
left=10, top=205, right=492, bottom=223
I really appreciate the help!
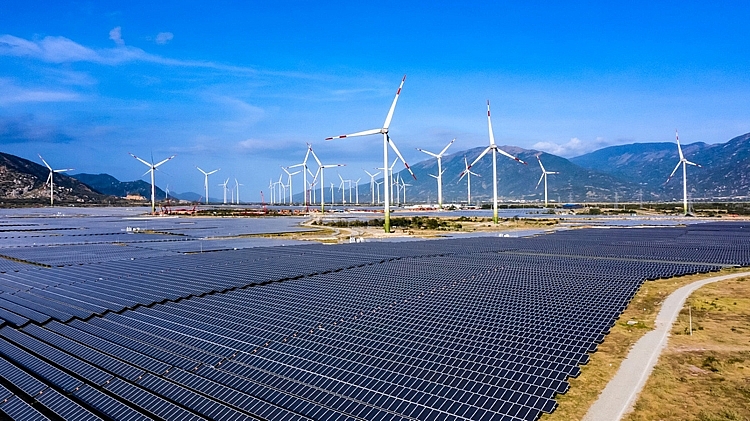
left=461, top=101, right=527, bottom=224
left=666, top=130, right=702, bottom=215
left=458, top=156, right=480, bottom=205
left=130, top=153, right=175, bottom=213
left=536, top=156, right=559, bottom=208
left=38, top=155, right=73, bottom=206
left=196, top=167, right=219, bottom=205
left=416, top=138, right=455, bottom=208
left=326, top=75, right=416, bottom=233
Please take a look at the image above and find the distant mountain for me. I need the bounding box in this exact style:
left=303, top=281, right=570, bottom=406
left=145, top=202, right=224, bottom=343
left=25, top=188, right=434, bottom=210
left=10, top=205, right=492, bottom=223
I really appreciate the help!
left=0, top=152, right=107, bottom=204
left=71, top=173, right=167, bottom=199
left=295, top=146, right=641, bottom=204
left=571, top=132, right=750, bottom=200
left=70, top=173, right=208, bottom=203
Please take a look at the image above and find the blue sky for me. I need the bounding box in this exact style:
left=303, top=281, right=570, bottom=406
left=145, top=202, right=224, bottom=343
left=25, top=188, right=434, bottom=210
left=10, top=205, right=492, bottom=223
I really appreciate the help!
left=2, top=1, right=750, bottom=198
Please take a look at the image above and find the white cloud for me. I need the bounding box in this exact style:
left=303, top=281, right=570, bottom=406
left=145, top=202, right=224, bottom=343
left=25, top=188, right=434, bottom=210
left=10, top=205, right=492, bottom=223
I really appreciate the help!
left=0, top=33, right=257, bottom=73
left=532, top=136, right=613, bottom=157
left=0, top=79, right=82, bottom=105
left=155, top=32, right=174, bottom=45
left=109, top=26, right=124, bottom=46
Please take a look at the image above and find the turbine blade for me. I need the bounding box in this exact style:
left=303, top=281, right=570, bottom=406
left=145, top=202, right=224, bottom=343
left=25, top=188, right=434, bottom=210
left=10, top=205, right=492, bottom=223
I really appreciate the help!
left=459, top=146, right=492, bottom=178
left=325, top=128, right=381, bottom=140
left=496, top=147, right=527, bottom=164
left=196, top=166, right=206, bottom=175
left=130, top=153, right=152, bottom=167
left=438, top=138, right=455, bottom=156
left=685, top=160, right=701, bottom=167
left=387, top=135, right=416, bottom=179
left=308, top=145, right=323, bottom=167
left=537, top=156, right=545, bottom=172
left=206, top=169, right=219, bottom=175
left=675, top=130, right=684, bottom=160
left=383, top=75, right=406, bottom=130
left=487, top=100, right=496, bottom=146
left=416, top=148, right=439, bottom=158
left=38, top=154, right=52, bottom=170
left=142, top=169, right=152, bottom=177
left=288, top=163, right=304, bottom=168
left=536, top=173, right=544, bottom=189
left=54, top=168, right=74, bottom=173
left=429, top=174, right=438, bottom=179
left=154, top=155, right=176, bottom=168
left=666, top=161, right=681, bottom=183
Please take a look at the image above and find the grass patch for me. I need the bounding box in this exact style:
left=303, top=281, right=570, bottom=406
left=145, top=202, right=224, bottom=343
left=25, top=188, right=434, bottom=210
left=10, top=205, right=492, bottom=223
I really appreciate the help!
left=543, top=268, right=748, bottom=421
left=623, top=276, right=750, bottom=421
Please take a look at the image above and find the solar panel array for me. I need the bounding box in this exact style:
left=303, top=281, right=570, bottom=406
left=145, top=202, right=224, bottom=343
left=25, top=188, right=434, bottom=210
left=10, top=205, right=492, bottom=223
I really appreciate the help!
left=0, top=221, right=747, bottom=421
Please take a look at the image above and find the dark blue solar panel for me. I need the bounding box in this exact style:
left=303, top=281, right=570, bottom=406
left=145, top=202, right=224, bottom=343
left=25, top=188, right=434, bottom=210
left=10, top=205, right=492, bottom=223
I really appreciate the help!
left=0, top=395, right=50, bottom=421
left=72, top=385, right=151, bottom=421
left=35, top=388, right=101, bottom=421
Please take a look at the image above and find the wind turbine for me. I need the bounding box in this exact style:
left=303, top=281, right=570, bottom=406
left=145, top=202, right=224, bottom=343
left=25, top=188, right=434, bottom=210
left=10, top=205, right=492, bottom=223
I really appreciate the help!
left=666, top=130, right=702, bottom=215
left=374, top=180, right=383, bottom=204
left=458, top=156, right=480, bottom=205
left=338, top=174, right=347, bottom=205
left=130, top=153, right=175, bottom=213
left=196, top=167, right=219, bottom=205
left=165, top=184, right=170, bottom=201
left=461, top=101, right=527, bottom=224
left=38, top=155, right=73, bottom=206
left=268, top=179, right=275, bottom=205
left=308, top=145, right=344, bottom=212
left=277, top=174, right=286, bottom=204
left=536, top=156, right=559, bottom=208
left=354, top=178, right=361, bottom=205
left=364, top=170, right=380, bottom=205
left=401, top=178, right=411, bottom=204
left=326, top=75, right=415, bottom=233
left=219, top=178, right=230, bottom=204
left=235, top=179, right=243, bottom=204
left=417, top=138, right=455, bottom=208
left=288, top=146, right=312, bottom=206
left=282, top=167, right=300, bottom=205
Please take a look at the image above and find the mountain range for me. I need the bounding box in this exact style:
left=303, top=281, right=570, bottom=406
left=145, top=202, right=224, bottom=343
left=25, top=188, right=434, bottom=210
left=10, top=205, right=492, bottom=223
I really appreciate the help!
left=297, top=132, right=750, bottom=204
left=3, top=131, right=749, bottom=205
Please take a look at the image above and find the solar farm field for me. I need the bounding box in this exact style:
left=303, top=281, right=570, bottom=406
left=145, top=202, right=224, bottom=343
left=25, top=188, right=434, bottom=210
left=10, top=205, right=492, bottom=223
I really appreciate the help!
left=0, top=215, right=748, bottom=421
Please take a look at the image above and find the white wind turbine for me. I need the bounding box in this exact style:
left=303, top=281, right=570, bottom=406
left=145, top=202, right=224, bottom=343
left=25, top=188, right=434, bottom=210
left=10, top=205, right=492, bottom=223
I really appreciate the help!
left=326, top=75, right=415, bottom=233
left=196, top=166, right=219, bottom=205
left=458, top=156, right=481, bottom=206
left=219, top=178, right=230, bottom=204
left=461, top=100, right=527, bottom=224
left=338, top=174, right=347, bottom=205
left=38, top=154, right=73, bottom=206
left=130, top=152, right=175, bottom=213
left=308, top=145, right=344, bottom=212
left=288, top=146, right=312, bottom=206
left=400, top=178, right=411, bottom=204
left=417, top=138, right=455, bottom=208
left=282, top=167, right=300, bottom=205
left=364, top=170, right=380, bottom=205
left=374, top=180, right=383, bottom=204
left=235, top=179, right=243, bottom=204
left=536, top=156, right=559, bottom=208
left=277, top=174, right=286, bottom=204
left=268, top=179, right=275, bottom=205
left=666, top=130, right=702, bottom=215
left=354, top=178, right=361, bottom=205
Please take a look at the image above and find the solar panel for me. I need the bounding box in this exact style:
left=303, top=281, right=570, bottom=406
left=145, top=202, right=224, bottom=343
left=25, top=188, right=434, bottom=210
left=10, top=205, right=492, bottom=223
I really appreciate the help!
left=0, top=395, right=50, bottom=421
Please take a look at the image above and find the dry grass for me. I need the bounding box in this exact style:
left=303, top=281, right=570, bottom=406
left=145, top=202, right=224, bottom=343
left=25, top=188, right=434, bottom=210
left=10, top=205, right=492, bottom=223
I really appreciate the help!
left=543, top=268, right=747, bottom=421
left=623, top=276, right=750, bottom=421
